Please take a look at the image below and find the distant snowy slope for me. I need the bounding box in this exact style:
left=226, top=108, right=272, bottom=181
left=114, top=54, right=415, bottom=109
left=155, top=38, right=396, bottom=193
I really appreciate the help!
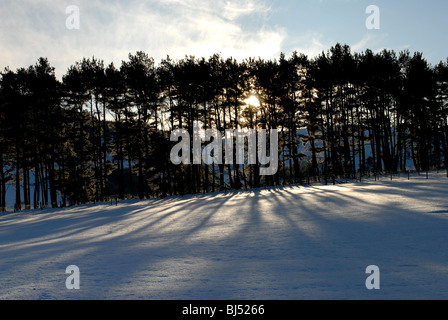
left=1, top=172, right=448, bottom=300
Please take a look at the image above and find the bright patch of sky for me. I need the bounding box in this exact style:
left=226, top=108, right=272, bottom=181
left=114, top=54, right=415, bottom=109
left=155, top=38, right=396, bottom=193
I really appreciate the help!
left=1, top=0, right=447, bottom=79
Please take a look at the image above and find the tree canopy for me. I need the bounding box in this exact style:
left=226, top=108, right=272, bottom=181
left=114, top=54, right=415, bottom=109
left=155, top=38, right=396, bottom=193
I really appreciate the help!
left=1, top=44, right=447, bottom=210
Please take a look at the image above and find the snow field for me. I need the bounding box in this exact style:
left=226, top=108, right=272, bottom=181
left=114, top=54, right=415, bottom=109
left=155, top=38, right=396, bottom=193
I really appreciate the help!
left=1, top=172, right=448, bottom=300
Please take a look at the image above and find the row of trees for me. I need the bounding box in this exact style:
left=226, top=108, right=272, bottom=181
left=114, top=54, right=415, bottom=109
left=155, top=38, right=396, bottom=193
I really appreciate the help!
left=1, top=44, right=447, bottom=210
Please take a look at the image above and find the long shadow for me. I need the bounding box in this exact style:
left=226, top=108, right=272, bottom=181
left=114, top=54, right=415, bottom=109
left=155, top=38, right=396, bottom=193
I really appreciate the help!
left=191, top=178, right=448, bottom=299
left=2, top=175, right=448, bottom=300
left=1, top=190, right=249, bottom=299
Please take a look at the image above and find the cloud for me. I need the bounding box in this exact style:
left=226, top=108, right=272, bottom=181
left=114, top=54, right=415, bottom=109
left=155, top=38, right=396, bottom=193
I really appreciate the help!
left=285, top=32, right=399, bottom=61
left=284, top=33, right=333, bottom=59
left=222, top=0, right=270, bottom=21
left=0, top=0, right=286, bottom=78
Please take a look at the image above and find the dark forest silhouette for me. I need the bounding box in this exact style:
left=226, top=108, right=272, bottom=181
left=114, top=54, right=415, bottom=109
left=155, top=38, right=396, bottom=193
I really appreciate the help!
left=1, top=43, right=447, bottom=211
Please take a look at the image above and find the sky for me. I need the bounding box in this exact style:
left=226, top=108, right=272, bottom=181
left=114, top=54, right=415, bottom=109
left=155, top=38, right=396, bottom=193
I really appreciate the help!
left=1, top=0, right=447, bottom=79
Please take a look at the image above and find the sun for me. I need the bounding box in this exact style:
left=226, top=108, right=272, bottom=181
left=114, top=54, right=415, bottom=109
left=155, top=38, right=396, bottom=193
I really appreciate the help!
left=244, top=95, right=260, bottom=107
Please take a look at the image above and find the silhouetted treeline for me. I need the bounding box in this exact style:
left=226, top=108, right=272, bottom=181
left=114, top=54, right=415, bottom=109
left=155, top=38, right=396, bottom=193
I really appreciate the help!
left=1, top=43, right=448, bottom=210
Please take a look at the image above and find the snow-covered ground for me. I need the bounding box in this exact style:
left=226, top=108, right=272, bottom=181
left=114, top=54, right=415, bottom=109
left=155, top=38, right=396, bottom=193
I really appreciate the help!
left=1, top=172, right=448, bottom=300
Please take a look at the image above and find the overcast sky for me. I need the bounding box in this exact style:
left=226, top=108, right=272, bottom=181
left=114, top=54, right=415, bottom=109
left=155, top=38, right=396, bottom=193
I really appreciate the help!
left=1, top=0, right=447, bottom=79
